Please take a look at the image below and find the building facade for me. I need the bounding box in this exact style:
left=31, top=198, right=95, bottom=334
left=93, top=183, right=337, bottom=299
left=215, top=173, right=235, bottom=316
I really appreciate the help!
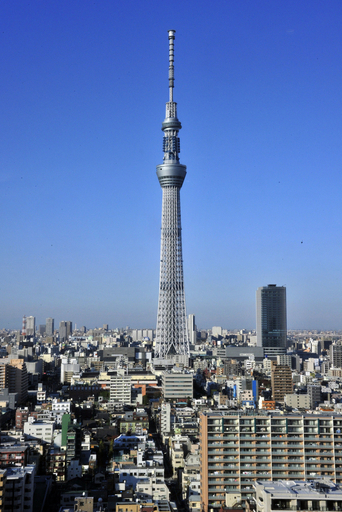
left=110, top=369, right=132, bottom=404
left=7, top=359, right=28, bottom=403
left=200, top=411, right=342, bottom=510
left=26, top=316, right=35, bottom=336
left=162, top=370, right=193, bottom=400
left=46, top=317, right=54, bottom=336
left=253, top=479, right=342, bottom=512
left=271, top=363, right=293, bottom=402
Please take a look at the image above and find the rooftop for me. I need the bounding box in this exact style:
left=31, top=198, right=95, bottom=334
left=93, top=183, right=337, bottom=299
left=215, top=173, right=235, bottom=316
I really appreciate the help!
left=256, top=479, right=342, bottom=498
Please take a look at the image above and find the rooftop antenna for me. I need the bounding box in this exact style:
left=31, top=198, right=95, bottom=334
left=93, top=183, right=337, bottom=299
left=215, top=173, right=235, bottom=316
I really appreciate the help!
left=168, top=30, right=175, bottom=102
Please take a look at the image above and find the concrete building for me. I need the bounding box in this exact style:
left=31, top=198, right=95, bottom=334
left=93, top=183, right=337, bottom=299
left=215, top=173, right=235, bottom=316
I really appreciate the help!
left=61, top=415, right=82, bottom=462
left=0, top=469, right=6, bottom=512
left=277, top=354, right=292, bottom=367
left=182, top=452, right=200, bottom=500
left=46, top=317, right=54, bottom=336
left=188, top=314, right=197, bottom=345
left=271, top=363, right=293, bottom=402
left=60, top=360, right=80, bottom=384
left=23, top=419, right=54, bottom=443
left=37, top=383, right=46, bottom=403
left=253, top=479, right=342, bottom=512
left=284, top=394, right=310, bottom=409
left=4, top=465, right=35, bottom=512
left=162, top=369, right=193, bottom=400
left=16, top=407, right=29, bottom=429
left=26, top=316, right=35, bottom=336
left=0, top=364, right=6, bottom=391
left=212, top=326, right=222, bottom=337
left=51, top=398, right=71, bottom=413
left=256, top=284, right=287, bottom=357
left=160, top=402, right=171, bottom=435
left=308, top=384, right=321, bottom=409
left=110, top=369, right=132, bottom=403
left=199, top=411, right=342, bottom=510
left=74, top=497, right=94, bottom=512
left=7, top=359, right=28, bottom=403
left=0, top=446, right=28, bottom=468
left=330, top=343, right=342, bottom=368
left=46, top=450, right=66, bottom=482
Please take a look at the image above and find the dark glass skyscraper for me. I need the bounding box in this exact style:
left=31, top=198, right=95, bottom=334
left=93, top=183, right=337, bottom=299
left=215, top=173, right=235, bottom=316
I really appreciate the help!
left=256, top=284, right=287, bottom=357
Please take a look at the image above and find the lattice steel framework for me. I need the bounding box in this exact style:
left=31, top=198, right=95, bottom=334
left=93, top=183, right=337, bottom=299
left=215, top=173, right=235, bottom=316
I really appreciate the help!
left=155, top=30, right=190, bottom=359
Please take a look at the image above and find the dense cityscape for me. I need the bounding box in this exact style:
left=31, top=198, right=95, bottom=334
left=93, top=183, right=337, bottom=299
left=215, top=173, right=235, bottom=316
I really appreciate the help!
left=1, top=295, right=342, bottom=512
left=1, top=11, right=342, bottom=512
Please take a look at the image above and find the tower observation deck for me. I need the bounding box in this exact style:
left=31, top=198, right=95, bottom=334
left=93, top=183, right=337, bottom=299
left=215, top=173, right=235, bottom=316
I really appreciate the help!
left=154, top=30, right=190, bottom=360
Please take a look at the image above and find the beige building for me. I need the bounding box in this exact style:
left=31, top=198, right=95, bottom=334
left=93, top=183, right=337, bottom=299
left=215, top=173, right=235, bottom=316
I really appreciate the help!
left=7, top=359, right=28, bottom=403
left=284, top=394, right=310, bottom=409
left=0, top=470, right=6, bottom=512
left=75, top=497, right=94, bottom=512
left=110, top=369, right=131, bottom=403
left=200, top=411, right=342, bottom=511
left=162, top=370, right=193, bottom=400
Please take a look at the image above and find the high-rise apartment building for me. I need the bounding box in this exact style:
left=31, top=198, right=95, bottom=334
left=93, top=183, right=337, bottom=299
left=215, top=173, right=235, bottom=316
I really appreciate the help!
left=330, top=343, right=342, bottom=368
left=308, top=384, right=321, bottom=409
left=154, top=30, right=189, bottom=360
left=110, top=369, right=131, bottom=404
left=6, top=359, right=28, bottom=404
left=188, top=314, right=196, bottom=345
left=256, top=284, right=287, bottom=357
left=46, top=318, right=54, bottom=336
left=200, top=411, right=342, bottom=510
left=25, top=316, right=35, bottom=336
left=271, top=362, right=293, bottom=402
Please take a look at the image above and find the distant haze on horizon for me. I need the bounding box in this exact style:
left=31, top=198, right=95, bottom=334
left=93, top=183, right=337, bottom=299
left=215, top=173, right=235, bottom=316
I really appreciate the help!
left=1, top=1, right=342, bottom=332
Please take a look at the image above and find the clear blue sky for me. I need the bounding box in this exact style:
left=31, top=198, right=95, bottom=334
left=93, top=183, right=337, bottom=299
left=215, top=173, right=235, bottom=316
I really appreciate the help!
left=1, top=1, right=342, bottom=331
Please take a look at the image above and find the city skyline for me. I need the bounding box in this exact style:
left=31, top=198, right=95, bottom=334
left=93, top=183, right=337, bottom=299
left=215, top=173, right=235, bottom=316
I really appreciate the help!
left=1, top=2, right=342, bottom=330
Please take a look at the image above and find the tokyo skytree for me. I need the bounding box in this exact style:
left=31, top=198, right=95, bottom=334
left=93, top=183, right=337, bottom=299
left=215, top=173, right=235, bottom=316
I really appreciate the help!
left=154, top=30, right=190, bottom=359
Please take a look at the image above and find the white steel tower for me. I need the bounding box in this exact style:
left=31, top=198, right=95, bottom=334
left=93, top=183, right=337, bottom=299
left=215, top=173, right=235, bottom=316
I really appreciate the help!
left=155, top=30, right=190, bottom=359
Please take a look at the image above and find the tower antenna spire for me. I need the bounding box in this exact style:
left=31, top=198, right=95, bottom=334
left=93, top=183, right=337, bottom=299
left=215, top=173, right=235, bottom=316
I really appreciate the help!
left=155, top=30, right=189, bottom=362
left=168, top=30, right=175, bottom=102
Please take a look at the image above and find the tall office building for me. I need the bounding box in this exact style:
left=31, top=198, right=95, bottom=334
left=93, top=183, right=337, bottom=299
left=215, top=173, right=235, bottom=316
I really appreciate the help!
left=59, top=321, right=72, bottom=342
left=330, top=342, right=342, bottom=368
left=46, top=318, right=54, bottom=336
left=66, top=321, right=73, bottom=338
left=154, top=31, right=189, bottom=360
left=256, top=284, right=287, bottom=357
left=26, top=316, right=35, bottom=336
left=59, top=321, right=67, bottom=342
